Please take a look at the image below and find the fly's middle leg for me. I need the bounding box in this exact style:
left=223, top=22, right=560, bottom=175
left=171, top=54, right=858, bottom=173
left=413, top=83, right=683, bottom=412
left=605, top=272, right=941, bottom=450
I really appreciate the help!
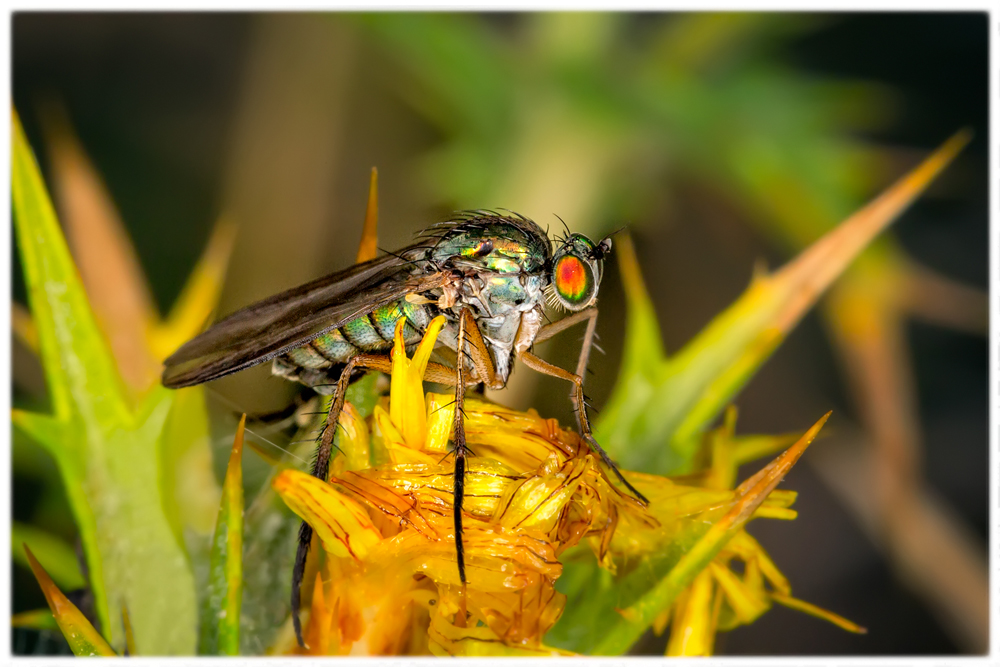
left=452, top=310, right=470, bottom=585
left=446, top=308, right=502, bottom=587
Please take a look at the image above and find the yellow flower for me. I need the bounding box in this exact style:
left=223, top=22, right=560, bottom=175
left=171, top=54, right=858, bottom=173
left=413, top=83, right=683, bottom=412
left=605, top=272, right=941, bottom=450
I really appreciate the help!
left=270, top=317, right=861, bottom=656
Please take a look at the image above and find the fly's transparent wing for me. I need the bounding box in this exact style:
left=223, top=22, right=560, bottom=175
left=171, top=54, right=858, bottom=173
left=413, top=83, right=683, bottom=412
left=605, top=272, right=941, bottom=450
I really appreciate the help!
left=162, top=250, right=447, bottom=387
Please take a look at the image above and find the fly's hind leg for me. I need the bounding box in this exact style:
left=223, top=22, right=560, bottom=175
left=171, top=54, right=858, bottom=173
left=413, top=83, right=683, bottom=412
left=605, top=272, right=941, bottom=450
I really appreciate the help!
left=292, top=352, right=392, bottom=649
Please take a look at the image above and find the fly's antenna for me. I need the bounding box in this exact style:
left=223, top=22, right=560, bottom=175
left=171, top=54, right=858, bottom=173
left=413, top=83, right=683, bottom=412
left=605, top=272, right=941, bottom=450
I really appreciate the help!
left=552, top=213, right=572, bottom=246
left=593, top=225, right=626, bottom=259
left=554, top=213, right=571, bottom=237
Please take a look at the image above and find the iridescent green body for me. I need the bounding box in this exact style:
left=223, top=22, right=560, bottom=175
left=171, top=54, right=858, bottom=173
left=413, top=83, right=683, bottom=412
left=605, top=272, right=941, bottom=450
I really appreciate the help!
left=271, top=214, right=554, bottom=394
left=273, top=297, right=435, bottom=392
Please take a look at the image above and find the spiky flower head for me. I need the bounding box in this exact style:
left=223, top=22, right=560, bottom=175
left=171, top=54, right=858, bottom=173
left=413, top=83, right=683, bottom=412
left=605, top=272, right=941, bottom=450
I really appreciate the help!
left=270, top=315, right=860, bottom=656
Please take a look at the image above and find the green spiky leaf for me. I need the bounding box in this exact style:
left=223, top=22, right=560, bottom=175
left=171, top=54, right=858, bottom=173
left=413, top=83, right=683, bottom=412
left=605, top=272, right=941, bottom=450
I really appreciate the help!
left=597, top=131, right=969, bottom=476
left=12, top=110, right=197, bottom=654
left=199, top=416, right=245, bottom=656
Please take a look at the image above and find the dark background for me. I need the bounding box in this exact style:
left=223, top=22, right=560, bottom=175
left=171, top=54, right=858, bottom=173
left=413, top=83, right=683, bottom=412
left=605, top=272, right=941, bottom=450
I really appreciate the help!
left=12, top=12, right=989, bottom=656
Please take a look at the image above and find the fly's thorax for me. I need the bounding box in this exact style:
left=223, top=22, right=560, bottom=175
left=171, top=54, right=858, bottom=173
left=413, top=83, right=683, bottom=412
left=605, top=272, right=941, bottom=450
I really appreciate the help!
left=419, top=215, right=553, bottom=385
left=479, top=272, right=548, bottom=312
left=428, top=215, right=551, bottom=276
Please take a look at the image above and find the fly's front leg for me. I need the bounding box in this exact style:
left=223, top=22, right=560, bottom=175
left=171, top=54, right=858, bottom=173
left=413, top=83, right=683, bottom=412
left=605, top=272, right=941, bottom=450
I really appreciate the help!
left=292, top=352, right=391, bottom=649
left=534, top=306, right=598, bottom=431
left=517, top=346, right=649, bottom=507
left=574, top=308, right=599, bottom=380
left=456, top=307, right=504, bottom=390
left=534, top=306, right=598, bottom=350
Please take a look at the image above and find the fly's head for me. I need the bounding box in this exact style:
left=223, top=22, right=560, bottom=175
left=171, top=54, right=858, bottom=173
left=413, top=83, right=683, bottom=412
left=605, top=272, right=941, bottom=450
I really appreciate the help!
left=545, top=233, right=612, bottom=312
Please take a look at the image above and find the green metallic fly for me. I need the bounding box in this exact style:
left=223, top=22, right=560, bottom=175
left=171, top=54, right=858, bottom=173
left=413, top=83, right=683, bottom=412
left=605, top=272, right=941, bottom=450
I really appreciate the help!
left=162, top=211, right=648, bottom=646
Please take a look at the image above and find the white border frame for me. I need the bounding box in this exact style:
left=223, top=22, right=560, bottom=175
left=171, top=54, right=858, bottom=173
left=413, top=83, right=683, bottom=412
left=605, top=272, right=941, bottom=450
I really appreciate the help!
left=1, top=3, right=994, bottom=666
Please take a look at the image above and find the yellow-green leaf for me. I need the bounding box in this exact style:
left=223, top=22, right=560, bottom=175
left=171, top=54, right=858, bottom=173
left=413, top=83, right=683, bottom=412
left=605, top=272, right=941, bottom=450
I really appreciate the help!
left=151, top=217, right=237, bottom=361
left=12, top=109, right=129, bottom=426
left=614, top=233, right=666, bottom=375
left=13, top=110, right=197, bottom=653
left=122, top=604, right=138, bottom=656
left=592, top=412, right=829, bottom=654
left=42, top=105, right=160, bottom=397
left=24, top=544, right=117, bottom=657
left=356, top=167, right=380, bottom=263
left=12, top=608, right=59, bottom=631
left=160, top=386, right=222, bottom=538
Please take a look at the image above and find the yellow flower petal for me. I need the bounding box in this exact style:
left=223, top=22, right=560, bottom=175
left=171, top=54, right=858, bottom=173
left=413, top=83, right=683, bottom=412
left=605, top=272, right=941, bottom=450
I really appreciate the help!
left=389, top=315, right=446, bottom=449
left=373, top=458, right=519, bottom=520
left=338, top=402, right=371, bottom=472
left=709, top=561, right=769, bottom=625
left=427, top=602, right=574, bottom=657
left=725, top=531, right=790, bottom=595
left=751, top=505, right=798, bottom=520
left=302, top=572, right=333, bottom=655
left=666, top=568, right=716, bottom=656
left=369, top=515, right=561, bottom=591
left=493, top=455, right=589, bottom=532
left=771, top=592, right=867, bottom=634
left=332, top=470, right=439, bottom=541
left=273, top=469, right=382, bottom=561
left=374, top=405, right=437, bottom=465
left=424, top=392, right=455, bottom=454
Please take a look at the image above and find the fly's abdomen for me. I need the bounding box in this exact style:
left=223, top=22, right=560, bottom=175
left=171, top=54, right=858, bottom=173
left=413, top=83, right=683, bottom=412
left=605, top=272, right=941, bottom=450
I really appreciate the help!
left=273, top=297, right=435, bottom=391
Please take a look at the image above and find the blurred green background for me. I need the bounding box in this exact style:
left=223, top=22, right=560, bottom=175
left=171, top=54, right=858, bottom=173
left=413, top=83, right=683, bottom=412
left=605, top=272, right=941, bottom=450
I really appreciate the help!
left=12, top=12, right=987, bottom=655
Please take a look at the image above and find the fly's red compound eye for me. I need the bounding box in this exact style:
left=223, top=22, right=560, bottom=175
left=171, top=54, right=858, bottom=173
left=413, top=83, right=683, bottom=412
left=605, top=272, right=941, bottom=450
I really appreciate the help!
left=554, top=254, right=595, bottom=307
left=548, top=231, right=605, bottom=312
